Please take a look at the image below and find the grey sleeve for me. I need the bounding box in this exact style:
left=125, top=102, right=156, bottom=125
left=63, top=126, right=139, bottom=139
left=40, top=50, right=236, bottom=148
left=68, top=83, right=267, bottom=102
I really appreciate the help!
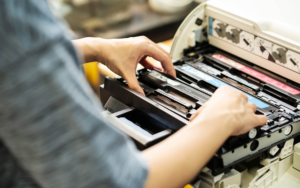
left=0, top=0, right=148, bottom=188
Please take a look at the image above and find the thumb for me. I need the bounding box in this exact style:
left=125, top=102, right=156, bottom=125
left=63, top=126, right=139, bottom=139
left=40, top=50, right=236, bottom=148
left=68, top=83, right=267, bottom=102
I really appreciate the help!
left=124, top=73, right=145, bottom=96
left=254, top=115, right=268, bottom=126
left=189, top=107, right=204, bottom=122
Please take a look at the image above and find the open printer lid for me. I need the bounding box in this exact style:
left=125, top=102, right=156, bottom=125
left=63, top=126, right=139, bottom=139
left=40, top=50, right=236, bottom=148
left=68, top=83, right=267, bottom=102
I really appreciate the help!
left=170, top=0, right=300, bottom=83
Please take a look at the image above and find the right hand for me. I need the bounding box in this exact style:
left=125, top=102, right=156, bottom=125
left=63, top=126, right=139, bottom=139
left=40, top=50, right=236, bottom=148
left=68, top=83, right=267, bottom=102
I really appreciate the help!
left=190, top=86, right=268, bottom=136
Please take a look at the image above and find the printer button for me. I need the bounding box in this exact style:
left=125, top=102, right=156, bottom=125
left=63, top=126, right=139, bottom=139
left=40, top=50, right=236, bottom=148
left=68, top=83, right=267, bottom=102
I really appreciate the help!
left=201, top=67, right=207, bottom=72
left=261, top=125, right=270, bottom=131
left=267, top=119, right=274, bottom=126
left=277, top=117, right=290, bottom=127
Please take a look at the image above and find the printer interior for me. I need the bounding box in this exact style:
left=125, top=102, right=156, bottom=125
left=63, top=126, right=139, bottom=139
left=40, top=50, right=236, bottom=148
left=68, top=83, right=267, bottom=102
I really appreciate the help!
left=102, top=41, right=300, bottom=176
left=101, top=0, right=300, bottom=183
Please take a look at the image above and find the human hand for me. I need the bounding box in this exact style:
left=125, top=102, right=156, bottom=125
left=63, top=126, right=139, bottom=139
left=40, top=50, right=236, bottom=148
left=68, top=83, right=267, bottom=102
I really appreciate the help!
left=73, top=37, right=175, bottom=95
left=190, top=86, right=267, bottom=136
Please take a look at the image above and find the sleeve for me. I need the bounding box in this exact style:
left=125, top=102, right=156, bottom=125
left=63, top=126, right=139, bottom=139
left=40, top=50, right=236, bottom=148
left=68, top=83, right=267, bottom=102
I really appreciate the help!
left=0, top=1, right=148, bottom=188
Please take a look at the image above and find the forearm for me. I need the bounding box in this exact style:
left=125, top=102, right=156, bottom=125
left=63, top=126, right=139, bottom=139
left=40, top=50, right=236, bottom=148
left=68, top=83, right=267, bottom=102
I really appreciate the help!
left=72, top=37, right=106, bottom=63
left=142, top=118, right=232, bottom=188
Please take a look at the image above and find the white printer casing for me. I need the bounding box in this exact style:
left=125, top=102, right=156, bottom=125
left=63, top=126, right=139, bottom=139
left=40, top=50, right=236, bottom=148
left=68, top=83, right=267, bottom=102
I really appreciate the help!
left=100, top=1, right=300, bottom=187
left=170, top=1, right=300, bottom=187
left=171, top=0, right=300, bottom=84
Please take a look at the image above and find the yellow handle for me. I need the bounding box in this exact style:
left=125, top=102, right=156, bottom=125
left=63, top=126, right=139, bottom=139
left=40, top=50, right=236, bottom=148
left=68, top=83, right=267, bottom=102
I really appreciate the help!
left=184, top=184, right=194, bottom=188
left=83, top=62, right=100, bottom=93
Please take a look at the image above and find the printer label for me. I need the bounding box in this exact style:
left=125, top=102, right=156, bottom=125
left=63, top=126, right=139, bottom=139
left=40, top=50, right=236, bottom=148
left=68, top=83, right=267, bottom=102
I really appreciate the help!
left=209, top=17, right=300, bottom=74
left=212, top=54, right=300, bottom=95
left=181, top=65, right=269, bottom=109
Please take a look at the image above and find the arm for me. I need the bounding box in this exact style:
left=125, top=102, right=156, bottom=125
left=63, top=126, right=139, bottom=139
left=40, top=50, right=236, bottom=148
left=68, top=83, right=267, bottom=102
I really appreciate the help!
left=143, top=117, right=231, bottom=188
left=73, top=36, right=267, bottom=188
left=143, top=86, right=267, bottom=188
left=1, top=2, right=265, bottom=188
left=0, top=1, right=148, bottom=188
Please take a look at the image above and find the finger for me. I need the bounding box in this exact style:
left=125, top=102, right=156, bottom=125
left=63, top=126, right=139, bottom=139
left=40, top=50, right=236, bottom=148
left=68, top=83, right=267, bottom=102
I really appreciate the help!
left=139, top=36, right=170, bottom=58
left=247, top=102, right=257, bottom=113
left=254, top=115, right=268, bottom=126
left=143, top=44, right=176, bottom=78
left=190, top=109, right=199, bottom=121
left=149, top=40, right=170, bottom=57
left=124, top=73, right=145, bottom=96
left=190, top=107, right=203, bottom=122
left=139, top=56, right=163, bottom=71
left=237, top=91, right=248, bottom=102
left=190, top=113, right=197, bottom=121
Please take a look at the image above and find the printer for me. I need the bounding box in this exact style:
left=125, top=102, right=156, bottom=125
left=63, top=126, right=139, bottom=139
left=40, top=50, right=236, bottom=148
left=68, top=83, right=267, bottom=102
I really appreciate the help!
left=100, top=0, right=300, bottom=187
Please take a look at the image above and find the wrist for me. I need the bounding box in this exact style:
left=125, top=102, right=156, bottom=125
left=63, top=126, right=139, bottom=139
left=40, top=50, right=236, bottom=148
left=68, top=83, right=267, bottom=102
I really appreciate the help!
left=188, top=112, right=234, bottom=138
left=72, top=37, right=106, bottom=63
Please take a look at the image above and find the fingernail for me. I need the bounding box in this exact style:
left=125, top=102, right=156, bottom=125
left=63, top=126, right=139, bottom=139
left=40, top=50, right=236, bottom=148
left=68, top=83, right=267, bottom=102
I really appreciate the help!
left=173, top=72, right=177, bottom=78
left=140, top=91, right=145, bottom=96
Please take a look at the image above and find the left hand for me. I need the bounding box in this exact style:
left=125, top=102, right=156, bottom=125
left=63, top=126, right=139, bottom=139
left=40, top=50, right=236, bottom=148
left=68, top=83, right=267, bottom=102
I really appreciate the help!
left=73, top=36, right=176, bottom=95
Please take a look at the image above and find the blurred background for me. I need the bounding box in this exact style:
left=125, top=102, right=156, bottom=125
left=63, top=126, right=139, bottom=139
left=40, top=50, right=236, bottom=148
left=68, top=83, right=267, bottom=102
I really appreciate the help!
left=49, top=0, right=205, bottom=42
left=48, top=0, right=206, bottom=95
